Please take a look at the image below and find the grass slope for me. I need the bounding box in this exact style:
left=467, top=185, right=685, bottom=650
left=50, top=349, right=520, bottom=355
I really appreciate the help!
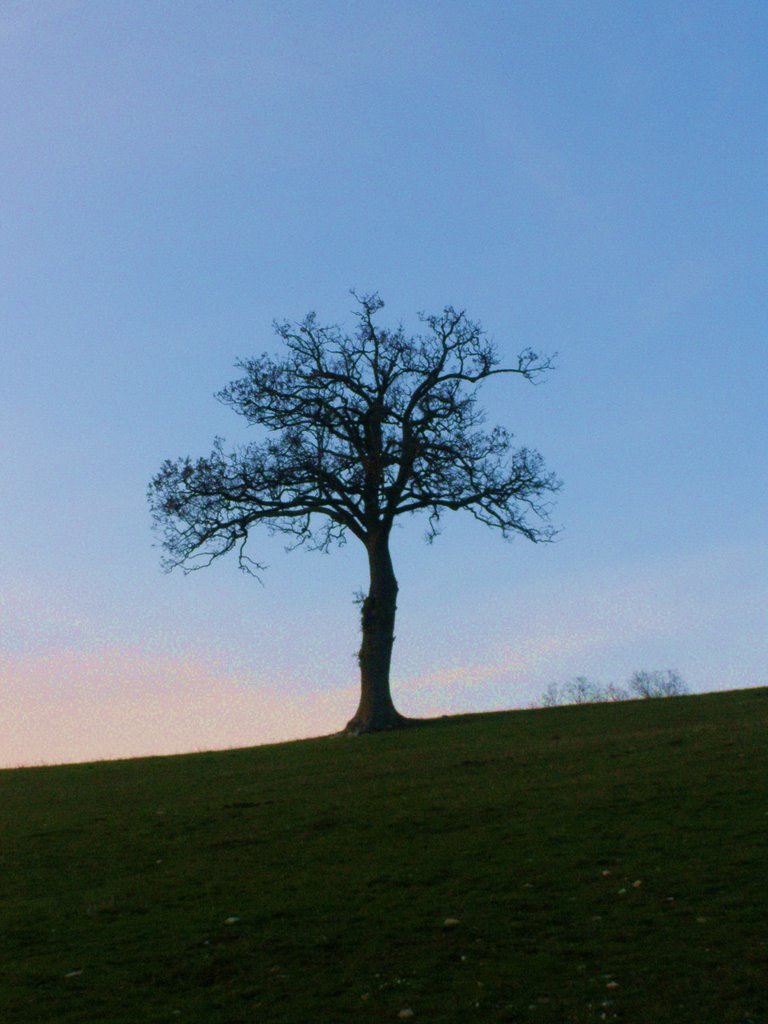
left=1, top=688, right=767, bottom=1023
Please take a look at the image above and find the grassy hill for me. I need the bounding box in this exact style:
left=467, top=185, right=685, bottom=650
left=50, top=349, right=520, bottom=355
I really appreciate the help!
left=1, top=687, right=766, bottom=1023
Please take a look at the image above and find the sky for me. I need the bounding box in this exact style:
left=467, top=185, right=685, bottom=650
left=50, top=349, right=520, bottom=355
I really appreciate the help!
left=1, top=0, right=766, bottom=768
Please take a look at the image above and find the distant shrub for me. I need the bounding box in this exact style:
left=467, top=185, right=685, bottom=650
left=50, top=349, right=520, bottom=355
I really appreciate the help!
left=538, top=670, right=688, bottom=707
left=627, top=669, right=689, bottom=699
left=540, top=677, right=604, bottom=706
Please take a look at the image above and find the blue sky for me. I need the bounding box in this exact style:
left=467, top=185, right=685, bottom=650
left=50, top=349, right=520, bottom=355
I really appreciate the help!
left=1, top=1, right=766, bottom=767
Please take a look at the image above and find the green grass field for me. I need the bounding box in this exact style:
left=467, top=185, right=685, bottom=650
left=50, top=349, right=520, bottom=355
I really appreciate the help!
left=1, top=687, right=766, bottom=1023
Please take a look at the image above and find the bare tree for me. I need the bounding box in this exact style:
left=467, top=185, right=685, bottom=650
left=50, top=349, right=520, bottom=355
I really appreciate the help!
left=148, top=293, right=560, bottom=735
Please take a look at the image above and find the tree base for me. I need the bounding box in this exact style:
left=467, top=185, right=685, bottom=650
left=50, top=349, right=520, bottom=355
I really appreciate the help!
left=342, top=709, right=414, bottom=736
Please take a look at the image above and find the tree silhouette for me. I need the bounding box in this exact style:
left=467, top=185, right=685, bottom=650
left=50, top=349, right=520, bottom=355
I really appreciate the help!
left=148, top=294, right=560, bottom=734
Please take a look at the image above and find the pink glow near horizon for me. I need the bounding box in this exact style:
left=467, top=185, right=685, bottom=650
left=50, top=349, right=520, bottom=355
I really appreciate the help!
left=2, top=539, right=766, bottom=769
left=0, top=646, right=355, bottom=769
left=0, top=604, right=608, bottom=768
left=0, top=625, right=598, bottom=768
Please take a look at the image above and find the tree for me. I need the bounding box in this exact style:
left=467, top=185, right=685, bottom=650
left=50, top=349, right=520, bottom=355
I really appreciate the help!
left=148, top=293, right=560, bottom=735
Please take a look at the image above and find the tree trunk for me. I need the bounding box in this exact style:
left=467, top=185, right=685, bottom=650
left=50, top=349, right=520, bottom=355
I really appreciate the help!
left=344, top=533, right=408, bottom=735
